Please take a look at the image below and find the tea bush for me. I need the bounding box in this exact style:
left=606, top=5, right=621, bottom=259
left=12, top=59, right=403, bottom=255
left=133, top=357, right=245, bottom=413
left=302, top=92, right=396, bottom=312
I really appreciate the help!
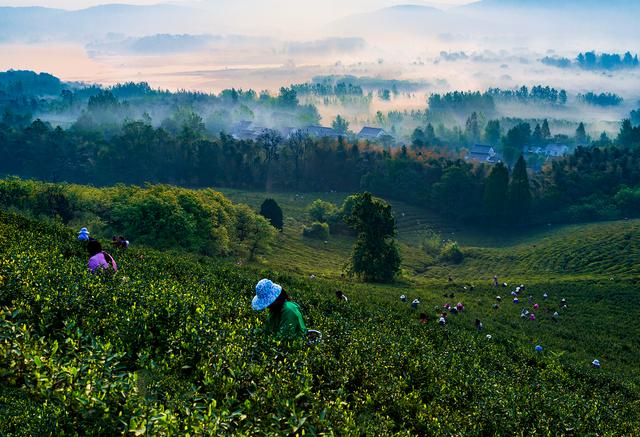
left=1, top=210, right=639, bottom=434
left=302, top=222, right=329, bottom=240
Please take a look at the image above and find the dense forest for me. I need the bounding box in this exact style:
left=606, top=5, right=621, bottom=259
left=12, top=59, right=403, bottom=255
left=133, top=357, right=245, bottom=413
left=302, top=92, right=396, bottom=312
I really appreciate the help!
left=1, top=114, right=640, bottom=226
left=3, top=69, right=640, bottom=227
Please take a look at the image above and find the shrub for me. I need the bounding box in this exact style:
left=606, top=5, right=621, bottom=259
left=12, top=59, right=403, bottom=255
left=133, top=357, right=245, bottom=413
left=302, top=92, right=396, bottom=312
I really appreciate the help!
left=420, top=226, right=443, bottom=258
left=440, top=241, right=464, bottom=264
left=302, top=221, right=329, bottom=240
left=615, top=186, right=640, bottom=216
left=0, top=177, right=274, bottom=259
left=307, top=199, right=338, bottom=223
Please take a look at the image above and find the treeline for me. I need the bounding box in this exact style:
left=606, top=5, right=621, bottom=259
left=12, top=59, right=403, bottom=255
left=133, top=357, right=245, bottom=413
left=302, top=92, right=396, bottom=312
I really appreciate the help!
left=428, top=91, right=496, bottom=121
left=0, top=178, right=275, bottom=259
left=2, top=115, right=640, bottom=226
left=427, top=85, right=570, bottom=122
left=542, top=51, right=640, bottom=70
left=291, top=82, right=364, bottom=96
left=487, top=86, right=567, bottom=105
left=1, top=70, right=321, bottom=133
left=577, top=92, right=624, bottom=107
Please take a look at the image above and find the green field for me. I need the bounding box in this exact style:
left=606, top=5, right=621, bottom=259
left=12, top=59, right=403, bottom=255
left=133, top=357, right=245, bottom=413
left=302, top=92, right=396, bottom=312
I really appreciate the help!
left=2, top=187, right=640, bottom=434
left=220, top=189, right=640, bottom=280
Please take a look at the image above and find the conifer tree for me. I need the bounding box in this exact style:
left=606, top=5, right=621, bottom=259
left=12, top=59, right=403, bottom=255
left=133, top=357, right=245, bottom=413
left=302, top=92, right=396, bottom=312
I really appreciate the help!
left=507, top=156, right=531, bottom=223
left=260, top=198, right=284, bottom=231
left=483, top=162, right=509, bottom=225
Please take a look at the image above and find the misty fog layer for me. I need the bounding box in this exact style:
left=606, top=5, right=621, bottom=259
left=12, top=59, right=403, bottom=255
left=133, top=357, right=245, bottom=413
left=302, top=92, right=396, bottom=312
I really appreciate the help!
left=1, top=0, right=639, bottom=131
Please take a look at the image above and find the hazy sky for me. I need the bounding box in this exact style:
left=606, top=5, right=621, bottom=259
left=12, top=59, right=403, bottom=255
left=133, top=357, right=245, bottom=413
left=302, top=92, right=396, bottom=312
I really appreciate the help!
left=0, top=0, right=472, bottom=10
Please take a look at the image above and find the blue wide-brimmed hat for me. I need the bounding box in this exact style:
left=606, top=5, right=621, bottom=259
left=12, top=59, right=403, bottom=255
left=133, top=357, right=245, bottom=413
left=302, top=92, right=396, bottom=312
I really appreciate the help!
left=79, top=227, right=89, bottom=234
left=252, top=279, right=282, bottom=311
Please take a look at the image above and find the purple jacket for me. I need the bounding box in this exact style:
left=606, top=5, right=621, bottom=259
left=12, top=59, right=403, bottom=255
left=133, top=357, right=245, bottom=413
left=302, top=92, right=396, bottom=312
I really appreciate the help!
left=88, top=252, right=118, bottom=273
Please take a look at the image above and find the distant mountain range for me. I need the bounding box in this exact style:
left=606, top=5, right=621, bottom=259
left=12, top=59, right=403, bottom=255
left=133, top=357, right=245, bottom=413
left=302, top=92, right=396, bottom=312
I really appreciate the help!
left=0, top=4, right=217, bottom=42
left=329, top=0, right=640, bottom=42
left=460, top=0, right=640, bottom=10
left=1, top=0, right=639, bottom=44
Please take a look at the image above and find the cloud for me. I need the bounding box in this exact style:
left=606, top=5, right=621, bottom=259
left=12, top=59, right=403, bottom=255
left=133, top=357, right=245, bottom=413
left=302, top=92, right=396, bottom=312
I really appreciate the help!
left=285, top=38, right=366, bottom=56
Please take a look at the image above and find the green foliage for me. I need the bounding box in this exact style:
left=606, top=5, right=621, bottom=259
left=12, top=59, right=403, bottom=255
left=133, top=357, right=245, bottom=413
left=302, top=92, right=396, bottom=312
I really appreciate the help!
left=439, top=240, right=464, bottom=264
left=345, top=192, right=401, bottom=282
left=331, top=115, right=349, bottom=135
left=484, top=119, right=501, bottom=146
left=259, top=198, right=284, bottom=231
left=302, top=221, right=329, bottom=240
left=306, top=199, right=338, bottom=223
left=0, top=178, right=275, bottom=259
left=615, top=186, right=640, bottom=215
left=420, top=227, right=463, bottom=264
left=4, top=112, right=640, bottom=228
left=484, top=162, right=509, bottom=225
left=420, top=226, right=443, bottom=258
left=502, top=123, right=531, bottom=167
left=1, top=210, right=640, bottom=434
left=508, top=156, right=531, bottom=223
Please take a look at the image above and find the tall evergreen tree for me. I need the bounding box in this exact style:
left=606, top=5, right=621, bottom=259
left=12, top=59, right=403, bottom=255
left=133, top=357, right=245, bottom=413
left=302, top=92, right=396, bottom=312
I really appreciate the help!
left=331, top=115, right=350, bottom=135
left=576, top=122, right=587, bottom=144
left=541, top=119, right=551, bottom=139
left=465, top=112, right=481, bottom=145
left=483, top=162, right=509, bottom=225
left=507, top=156, right=531, bottom=223
left=345, top=192, right=401, bottom=283
left=502, top=123, right=531, bottom=168
left=484, top=120, right=501, bottom=146
left=532, top=123, right=543, bottom=144
left=259, top=198, right=284, bottom=231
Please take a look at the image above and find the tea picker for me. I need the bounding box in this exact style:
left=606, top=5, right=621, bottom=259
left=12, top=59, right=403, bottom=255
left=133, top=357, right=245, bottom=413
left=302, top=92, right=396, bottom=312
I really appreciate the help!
left=411, top=298, right=420, bottom=309
left=77, top=227, right=90, bottom=241
left=307, top=330, right=323, bottom=346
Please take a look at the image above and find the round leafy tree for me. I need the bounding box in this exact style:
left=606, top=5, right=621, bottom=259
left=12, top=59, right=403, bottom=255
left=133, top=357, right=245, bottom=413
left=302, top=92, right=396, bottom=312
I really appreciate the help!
left=345, top=192, right=401, bottom=282
left=260, top=198, right=283, bottom=231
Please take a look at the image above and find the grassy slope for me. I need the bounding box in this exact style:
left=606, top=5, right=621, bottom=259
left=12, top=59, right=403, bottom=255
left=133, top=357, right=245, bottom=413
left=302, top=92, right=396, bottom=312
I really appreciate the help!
left=220, top=189, right=640, bottom=281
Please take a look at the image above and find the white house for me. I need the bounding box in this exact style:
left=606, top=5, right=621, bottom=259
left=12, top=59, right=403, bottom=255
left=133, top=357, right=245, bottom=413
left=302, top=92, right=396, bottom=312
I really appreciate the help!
left=466, top=144, right=498, bottom=163
left=357, top=126, right=387, bottom=140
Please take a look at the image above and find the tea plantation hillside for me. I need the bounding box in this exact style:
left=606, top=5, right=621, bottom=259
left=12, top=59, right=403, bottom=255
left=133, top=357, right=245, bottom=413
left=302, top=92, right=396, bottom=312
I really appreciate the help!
left=426, top=219, right=640, bottom=280
left=1, top=210, right=640, bottom=434
left=220, top=189, right=640, bottom=281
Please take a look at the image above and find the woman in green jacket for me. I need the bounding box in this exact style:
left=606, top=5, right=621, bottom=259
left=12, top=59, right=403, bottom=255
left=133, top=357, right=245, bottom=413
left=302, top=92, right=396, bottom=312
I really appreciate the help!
left=252, top=279, right=307, bottom=339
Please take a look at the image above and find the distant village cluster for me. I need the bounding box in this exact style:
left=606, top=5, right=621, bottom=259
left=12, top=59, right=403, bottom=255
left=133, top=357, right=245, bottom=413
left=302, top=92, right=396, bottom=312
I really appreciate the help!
left=231, top=120, right=390, bottom=142
left=466, top=143, right=569, bottom=166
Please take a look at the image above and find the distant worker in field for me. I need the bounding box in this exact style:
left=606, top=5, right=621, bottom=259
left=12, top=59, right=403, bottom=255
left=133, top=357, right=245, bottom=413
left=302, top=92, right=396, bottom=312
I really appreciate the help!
left=78, top=227, right=90, bottom=241
left=87, top=240, right=118, bottom=274
left=411, top=298, right=420, bottom=309
left=493, top=275, right=499, bottom=287
left=253, top=279, right=307, bottom=340
left=335, top=290, right=348, bottom=302
left=419, top=313, right=428, bottom=324
left=112, top=235, right=130, bottom=249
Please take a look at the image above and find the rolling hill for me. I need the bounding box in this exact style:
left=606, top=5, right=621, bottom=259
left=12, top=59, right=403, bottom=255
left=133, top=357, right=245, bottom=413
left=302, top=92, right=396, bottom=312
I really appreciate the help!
left=1, top=206, right=640, bottom=434
left=0, top=4, right=216, bottom=42
left=219, top=189, right=640, bottom=282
